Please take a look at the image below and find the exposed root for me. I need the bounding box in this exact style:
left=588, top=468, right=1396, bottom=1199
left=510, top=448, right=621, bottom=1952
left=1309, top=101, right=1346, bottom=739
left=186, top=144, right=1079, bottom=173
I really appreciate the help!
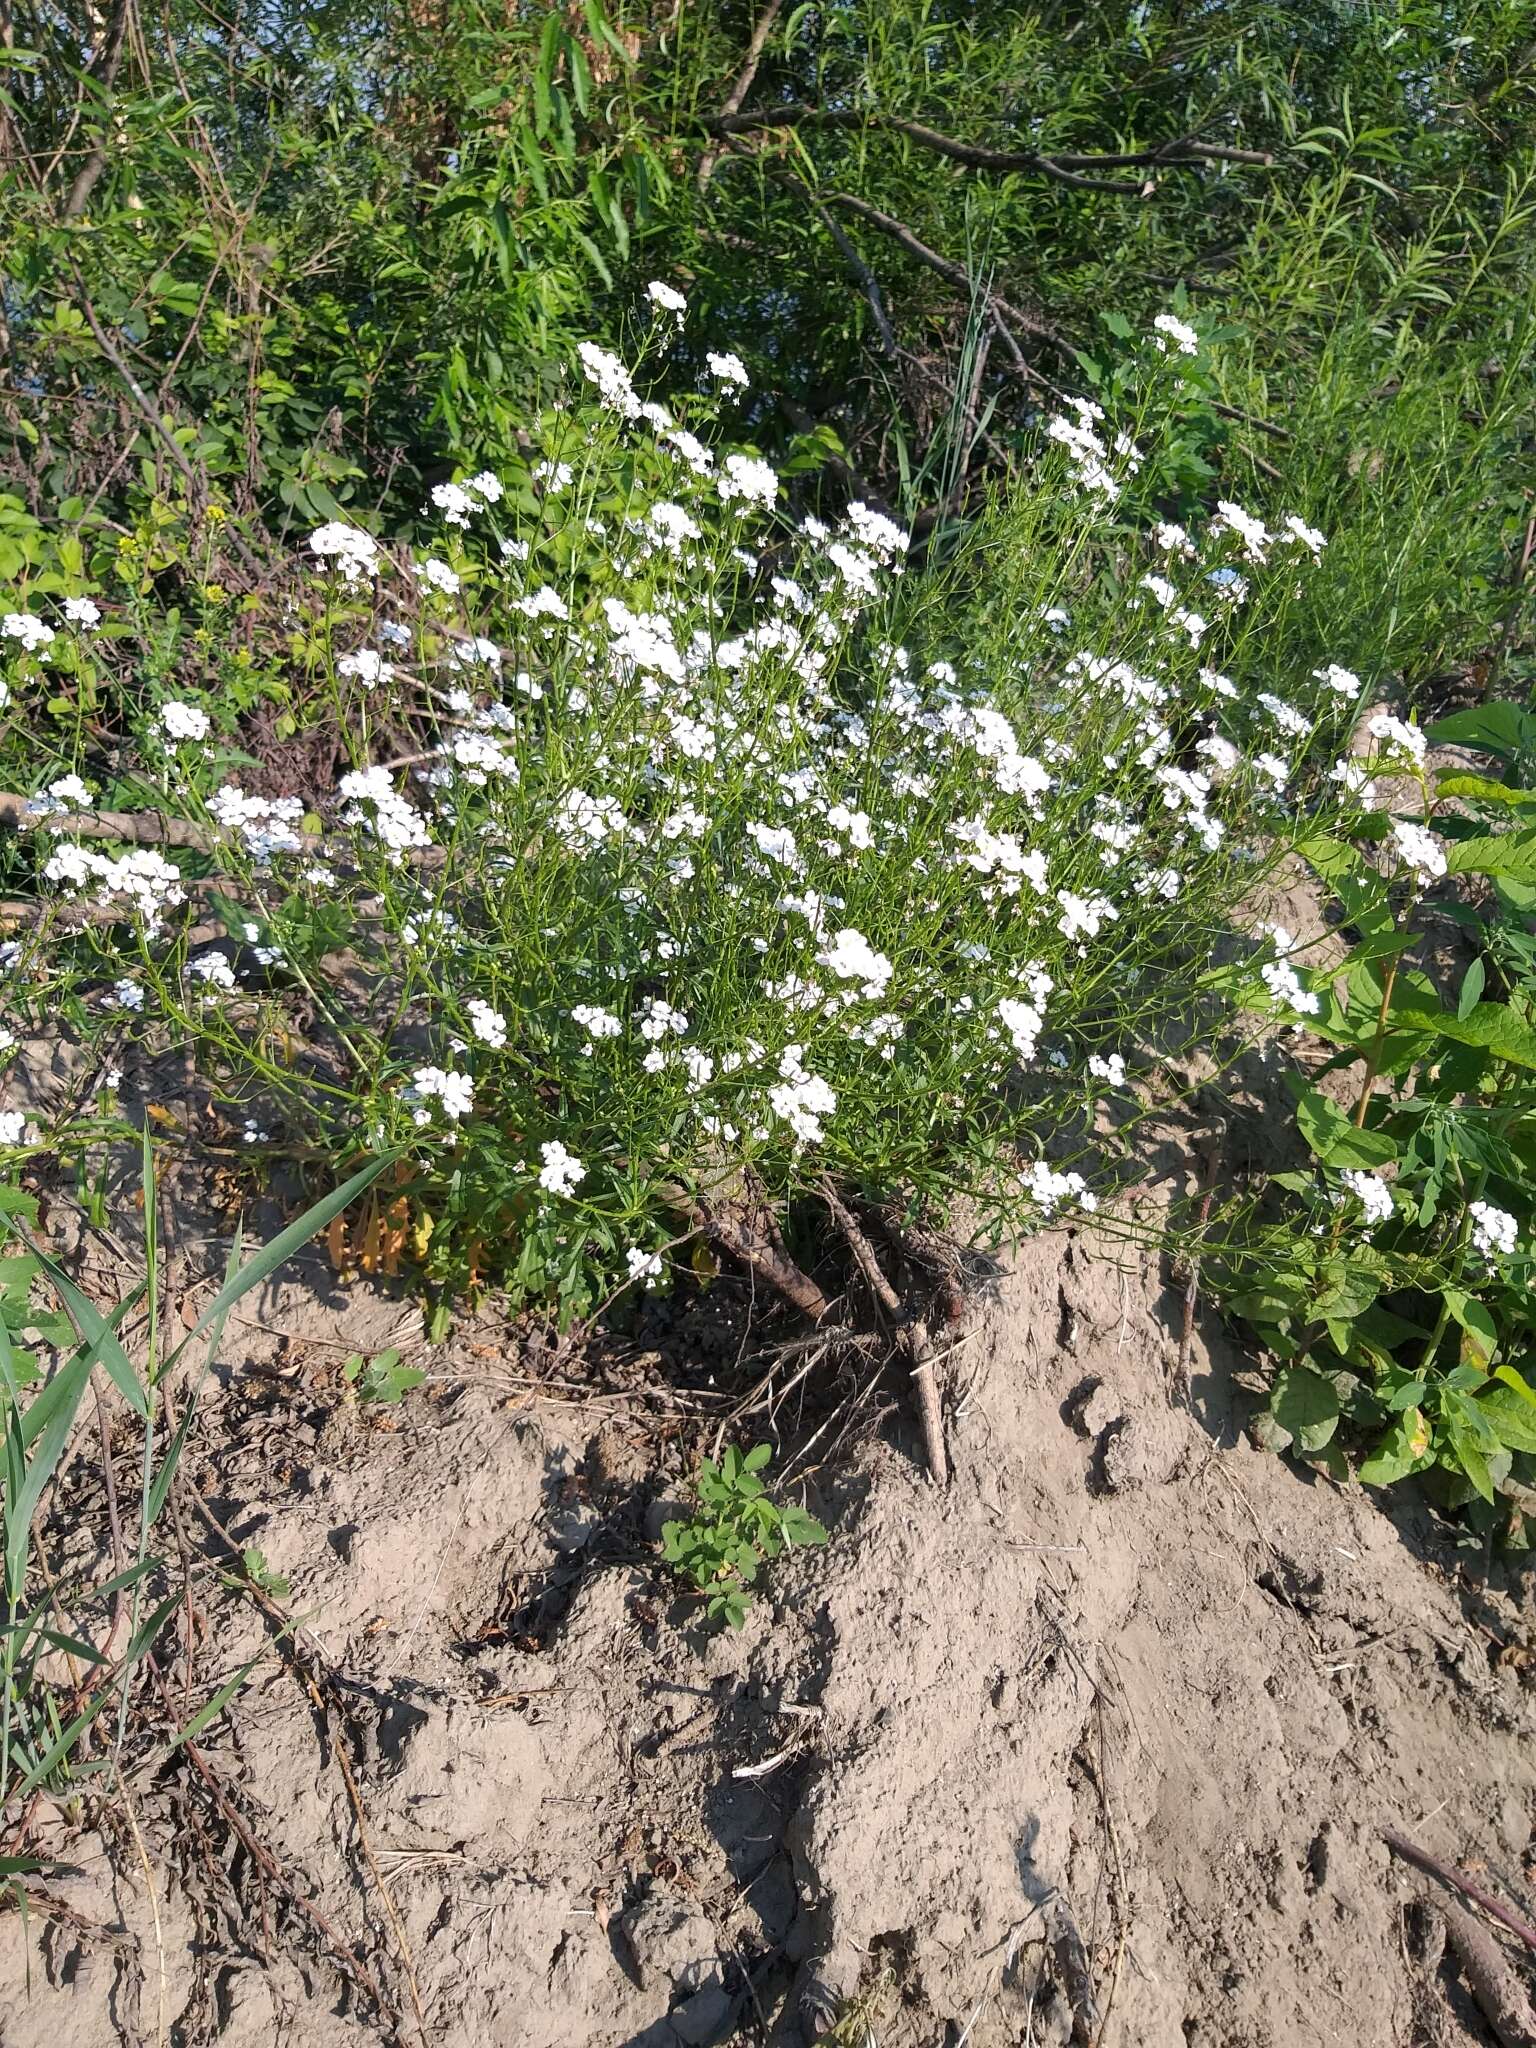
left=822, top=1181, right=948, bottom=1486
left=659, top=1175, right=834, bottom=1322
left=1442, top=1901, right=1536, bottom=2048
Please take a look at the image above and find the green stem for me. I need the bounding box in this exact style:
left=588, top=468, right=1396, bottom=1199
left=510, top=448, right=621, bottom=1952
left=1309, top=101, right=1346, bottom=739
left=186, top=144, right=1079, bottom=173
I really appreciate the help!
left=1352, top=951, right=1400, bottom=1129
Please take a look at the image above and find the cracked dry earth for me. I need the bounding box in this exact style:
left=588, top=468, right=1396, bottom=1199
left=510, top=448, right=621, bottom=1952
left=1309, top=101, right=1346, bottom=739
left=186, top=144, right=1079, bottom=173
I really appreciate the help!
left=4, top=1220, right=1536, bottom=2048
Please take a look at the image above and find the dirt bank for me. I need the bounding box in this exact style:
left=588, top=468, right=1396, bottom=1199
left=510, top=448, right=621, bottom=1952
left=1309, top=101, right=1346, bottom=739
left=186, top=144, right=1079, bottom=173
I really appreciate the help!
left=5, top=1204, right=1534, bottom=2048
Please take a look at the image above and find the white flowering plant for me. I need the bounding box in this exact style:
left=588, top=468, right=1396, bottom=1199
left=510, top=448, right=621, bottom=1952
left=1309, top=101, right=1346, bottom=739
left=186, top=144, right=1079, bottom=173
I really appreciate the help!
left=1204, top=700, right=1536, bottom=1533
left=0, top=314, right=1380, bottom=1321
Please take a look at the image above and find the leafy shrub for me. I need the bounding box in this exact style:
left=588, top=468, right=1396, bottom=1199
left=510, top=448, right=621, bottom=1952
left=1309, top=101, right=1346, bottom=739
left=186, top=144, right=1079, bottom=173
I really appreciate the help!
left=661, top=1444, right=826, bottom=1629
left=0, top=307, right=1380, bottom=1315
left=1207, top=702, right=1536, bottom=1532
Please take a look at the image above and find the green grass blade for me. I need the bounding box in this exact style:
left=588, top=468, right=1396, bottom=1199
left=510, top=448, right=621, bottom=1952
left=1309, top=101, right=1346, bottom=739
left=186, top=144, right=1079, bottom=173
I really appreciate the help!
left=5, top=1349, right=93, bottom=1599
left=19, top=1298, right=136, bottom=1453
left=13, top=1247, right=148, bottom=1420
left=166, top=1652, right=263, bottom=1752
left=123, top=1590, right=181, bottom=1667
left=8, top=1690, right=111, bottom=1804
left=180, top=1154, right=395, bottom=1346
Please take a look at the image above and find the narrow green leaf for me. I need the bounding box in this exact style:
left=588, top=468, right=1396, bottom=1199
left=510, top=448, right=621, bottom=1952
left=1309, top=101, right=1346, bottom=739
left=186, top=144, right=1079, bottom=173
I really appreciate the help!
left=181, top=1157, right=393, bottom=1347
left=166, top=1653, right=264, bottom=1752
left=1457, top=956, right=1486, bottom=1019
left=6, top=1350, right=93, bottom=1597
left=17, top=1248, right=147, bottom=1419
left=9, top=1690, right=112, bottom=1803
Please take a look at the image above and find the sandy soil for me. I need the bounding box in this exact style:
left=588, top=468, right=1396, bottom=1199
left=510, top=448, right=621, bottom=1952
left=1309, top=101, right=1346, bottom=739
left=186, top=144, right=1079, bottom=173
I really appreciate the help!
left=5, top=1193, right=1535, bottom=2048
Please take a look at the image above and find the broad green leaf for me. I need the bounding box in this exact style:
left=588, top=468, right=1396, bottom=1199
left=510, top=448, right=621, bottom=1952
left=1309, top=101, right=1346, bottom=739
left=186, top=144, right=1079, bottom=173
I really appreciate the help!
left=1296, top=1088, right=1397, bottom=1169
left=1446, top=830, right=1536, bottom=884
left=1390, top=1000, right=1536, bottom=1070
left=1445, top=1423, right=1495, bottom=1504
left=1313, top=1256, right=1386, bottom=1320
left=1271, top=1365, right=1341, bottom=1451
left=779, top=1505, right=827, bottom=1546
left=1359, top=1411, right=1430, bottom=1486
left=1436, top=774, right=1536, bottom=808
left=1493, top=1363, right=1536, bottom=1408
left=1444, top=1289, right=1497, bottom=1368
left=1427, top=703, right=1536, bottom=757
left=1477, top=1386, right=1536, bottom=1453
left=1294, top=833, right=1363, bottom=882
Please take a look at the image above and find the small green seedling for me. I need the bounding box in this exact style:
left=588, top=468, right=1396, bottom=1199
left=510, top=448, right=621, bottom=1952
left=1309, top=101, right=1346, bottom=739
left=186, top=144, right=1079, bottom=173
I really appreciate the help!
left=341, top=1347, right=425, bottom=1406
left=661, top=1444, right=826, bottom=1628
left=232, top=1545, right=290, bottom=1601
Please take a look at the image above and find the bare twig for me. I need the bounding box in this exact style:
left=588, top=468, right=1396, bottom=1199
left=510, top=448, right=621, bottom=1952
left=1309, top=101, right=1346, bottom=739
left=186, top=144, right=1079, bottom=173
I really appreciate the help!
left=659, top=1180, right=834, bottom=1322
left=1174, top=1129, right=1223, bottom=1404
left=1384, top=1829, right=1536, bottom=1955
left=162, top=1700, right=386, bottom=2012
left=0, top=791, right=446, bottom=871
left=62, top=256, right=264, bottom=578
left=56, top=0, right=134, bottom=218
left=808, top=193, right=899, bottom=360
left=705, top=105, right=1274, bottom=186
left=697, top=0, right=785, bottom=192
left=826, top=193, right=1064, bottom=344
left=1045, top=1893, right=1102, bottom=2044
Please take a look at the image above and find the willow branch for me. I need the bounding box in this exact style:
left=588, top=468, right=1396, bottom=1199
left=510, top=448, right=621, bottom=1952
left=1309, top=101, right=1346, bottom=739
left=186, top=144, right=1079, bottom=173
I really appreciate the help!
left=705, top=104, right=1274, bottom=187
left=58, top=0, right=136, bottom=220
left=825, top=193, right=1065, bottom=346
left=697, top=0, right=785, bottom=192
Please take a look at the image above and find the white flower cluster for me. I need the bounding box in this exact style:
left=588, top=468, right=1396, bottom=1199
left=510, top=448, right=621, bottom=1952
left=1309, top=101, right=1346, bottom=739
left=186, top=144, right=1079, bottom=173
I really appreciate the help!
left=158, top=700, right=211, bottom=745
left=43, top=844, right=186, bottom=930
left=338, top=765, right=432, bottom=860
left=1469, top=1200, right=1518, bottom=1261
left=817, top=927, right=893, bottom=1001
left=339, top=648, right=393, bottom=688
left=427, top=471, right=502, bottom=527
left=1152, top=312, right=1199, bottom=357
left=3, top=612, right=56, bottom=655
left=1339, top=1169, right=1395, bottom=1231
left=1025, top=1160, right=1098, bottom=1216
left=405, top=1065, right=475, bottom=1125
left=209, top=786, right=307, bottom=865
left=1045, top=396, right=1141, bottom=502
left=537, top=1139, right=586, bottom=1195
left=647, top=279, right=687, bottom=324
left=1390, top=818, right=1446, bottom=887
left=1257, top=925, right=1321, bottom=1015
left=768, top=1045, right=836, bottom=1145
left=309, top=522, right=380, bottom=583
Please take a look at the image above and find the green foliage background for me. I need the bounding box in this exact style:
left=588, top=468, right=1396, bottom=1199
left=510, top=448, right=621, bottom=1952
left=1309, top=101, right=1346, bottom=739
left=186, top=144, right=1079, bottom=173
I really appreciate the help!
left=3, top=0, right=1534, bottom=676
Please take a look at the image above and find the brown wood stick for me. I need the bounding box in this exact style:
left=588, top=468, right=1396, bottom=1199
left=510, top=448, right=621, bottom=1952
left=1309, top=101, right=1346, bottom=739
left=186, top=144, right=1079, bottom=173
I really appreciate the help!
left=1442, top=1901, right=1536, bottom=2048
left=0, top=791, right=446, bottom=869
left=1384, top=1829, right=1536, bottom=1954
